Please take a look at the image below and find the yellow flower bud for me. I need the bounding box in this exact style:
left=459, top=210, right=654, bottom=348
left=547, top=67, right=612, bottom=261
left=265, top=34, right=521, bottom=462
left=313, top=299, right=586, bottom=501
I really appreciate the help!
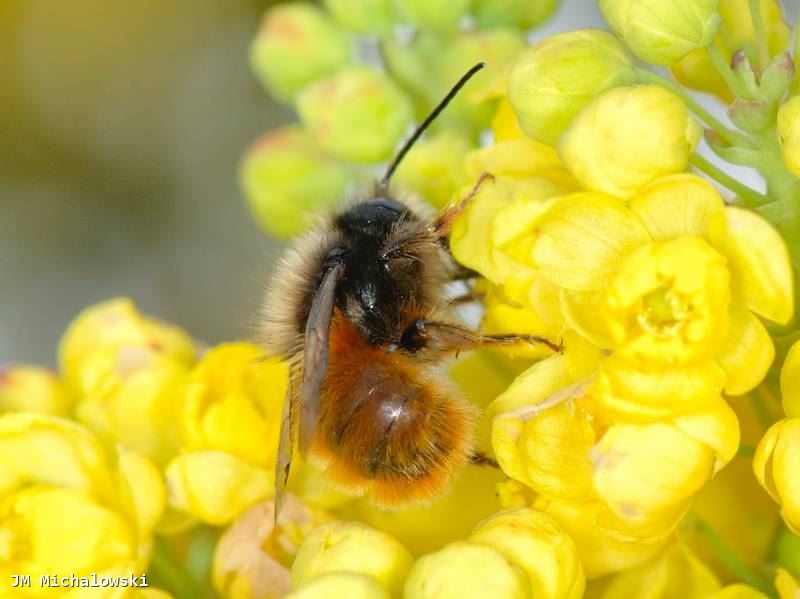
left=0, top=366, right=72, bottom=416
left=322, top=0, right=394, bottom=36
left=182, top=343, right=287, bottom=467
left=213, top=497, right=332, bottom=599
left=250, top=3, right=351, bottom=101
left=393, top=0, right=469, bottom=33
left=240, top=126, right=354, bottom=239
left=59, top=298, right=196, bottom=394
left=287, top=573, right=390, bottom=599
left=754, top=418, right=800, bottom=533
left=165, top=450, right=271, bottom=526
left=782, top=341, right=800, bottom=417
left=472, top=0, right=559, bottom=30
left=393, top=131, right=473, bottom=209
left=602, top=542, right=721, bottom=598
left=75, top=345, right=188, bottom=466
left=778, top=96, right=800, bottom=178
left=298, top=66, right=413, bottom=163
left=291, top=521, right=413, bottom=596
left=776, top=568, right=800, bottom=599
left=403, top=541, right=531, bottom=599
left=599, top=0, right=721, bottom=66
left=560, top=85, right=701, bottom=197
left=0, top=414, right=164, bottom=595
left=470, top=508, right=585, bottom=599
left=507, top=30, right=637, bottom=146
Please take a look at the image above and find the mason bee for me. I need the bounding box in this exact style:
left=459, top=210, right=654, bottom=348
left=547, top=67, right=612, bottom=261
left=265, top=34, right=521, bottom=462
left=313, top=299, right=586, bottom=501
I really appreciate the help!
left=261, top=63, right=560, bottom=517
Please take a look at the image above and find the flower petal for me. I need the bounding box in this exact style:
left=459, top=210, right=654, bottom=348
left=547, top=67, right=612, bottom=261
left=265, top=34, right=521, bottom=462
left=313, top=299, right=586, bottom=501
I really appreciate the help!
left=629, top=173, right=725, bottom=241
left=711, top=207, right=794, bottom=324
left=716, top=305, right=775, bottom=396
left=781, top=341, right=800, bottom=418
left=533, top=193, right=650, bottom=291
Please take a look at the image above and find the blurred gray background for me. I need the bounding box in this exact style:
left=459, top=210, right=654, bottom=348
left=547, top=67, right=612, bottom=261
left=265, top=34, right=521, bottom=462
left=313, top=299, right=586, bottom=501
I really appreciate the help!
left=1, top=0, right=797, bottom=366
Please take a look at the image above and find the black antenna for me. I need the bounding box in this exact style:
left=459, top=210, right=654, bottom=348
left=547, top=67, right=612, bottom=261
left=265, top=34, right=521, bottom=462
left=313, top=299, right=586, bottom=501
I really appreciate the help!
left=380, top=62, right=486, bottom=188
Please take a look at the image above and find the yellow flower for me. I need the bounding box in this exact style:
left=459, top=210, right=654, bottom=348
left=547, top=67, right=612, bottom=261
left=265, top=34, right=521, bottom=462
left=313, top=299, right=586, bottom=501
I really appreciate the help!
left=601, top=542, right=721, bottom=598
left=778, top=96, right=800, bottom=179
left=599, top=0, right=721, bottom=66
left=559, top=86, right=701, bottom=198
left=298, top=66, right=413, bottom=163
left=532, top=179, right=793, bottom=400
left=240, top=126, right=355, bottom=239
left=213, top=496, right=332, bottom=599
left=165, top=343, right=288, bottom=525
left=403, top=541, right=531, bottom=599
left=291, top=521, right=413, bottom=597
left=782, top=340, right=800, bottom=417
left=287, top=572, right=390, bottom=599
left=469, top=508, right=585, bottom=599
left=249, top=2, right=351, bottom=101
left=59, top=298, right=196, bottom=395
left=0, top=366, right=73, bottom=416
left=75, top=345, right=188, bottom=466
left=710, top=585, right=772, bottom=599
left=753, top=418, right=800, bottom=533
left=0, top=414, right=164, bottom=597
left=506, top=30, right=637, bottom=146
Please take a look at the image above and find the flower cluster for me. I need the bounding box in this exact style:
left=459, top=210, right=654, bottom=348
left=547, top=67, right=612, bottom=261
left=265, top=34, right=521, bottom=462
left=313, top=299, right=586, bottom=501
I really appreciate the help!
left=7, top=0, right=800, bottom=597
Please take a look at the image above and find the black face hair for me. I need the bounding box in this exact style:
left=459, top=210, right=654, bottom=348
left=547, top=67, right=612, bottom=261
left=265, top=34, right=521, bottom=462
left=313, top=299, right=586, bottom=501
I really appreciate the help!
left=379, top=62, right=486, bottom=188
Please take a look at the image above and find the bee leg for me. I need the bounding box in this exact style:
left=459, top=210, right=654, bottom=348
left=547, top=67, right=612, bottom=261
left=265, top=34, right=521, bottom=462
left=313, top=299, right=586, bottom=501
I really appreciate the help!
left=432, top=172, right=495, bottom=238
left=401, top=319, right=563, bottom=355
left=450, top=265, right=480, bottom=281
left=468, top=452, right=499, bottom=468
left=449, top=289, right=485, bottom=305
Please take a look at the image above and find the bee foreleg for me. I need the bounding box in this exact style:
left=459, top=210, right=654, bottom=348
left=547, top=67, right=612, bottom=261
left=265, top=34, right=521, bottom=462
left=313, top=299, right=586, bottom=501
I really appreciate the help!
left=400, top=319, right=563, bottom=355
left=468, top=452, right=499, bottom=468
left=432, top=172, right=495, bottom=237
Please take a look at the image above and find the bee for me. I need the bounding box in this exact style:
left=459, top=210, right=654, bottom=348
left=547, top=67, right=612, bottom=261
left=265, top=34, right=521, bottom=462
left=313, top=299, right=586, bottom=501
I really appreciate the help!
left=262, top=63, right=560, bottom=518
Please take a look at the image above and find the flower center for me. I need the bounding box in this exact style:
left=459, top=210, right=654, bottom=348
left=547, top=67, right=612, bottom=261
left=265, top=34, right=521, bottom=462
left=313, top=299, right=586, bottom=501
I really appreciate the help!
left=638, top=286, right=692, bottom=337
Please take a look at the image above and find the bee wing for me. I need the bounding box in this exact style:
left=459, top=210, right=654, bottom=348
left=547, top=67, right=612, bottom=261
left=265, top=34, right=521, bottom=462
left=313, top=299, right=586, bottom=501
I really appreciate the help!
left=274, top=375, right=294, bottom=526
left=299, top=261, right=344, bottom=455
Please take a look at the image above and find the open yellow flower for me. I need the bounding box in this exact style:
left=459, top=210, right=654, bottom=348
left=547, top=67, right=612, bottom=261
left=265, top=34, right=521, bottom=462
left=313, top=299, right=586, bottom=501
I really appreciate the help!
left=165, top=343, right=288, bottom=525
left=532, top=176, right=793, bottom=405
left=0, top=414, right=164, bottom=597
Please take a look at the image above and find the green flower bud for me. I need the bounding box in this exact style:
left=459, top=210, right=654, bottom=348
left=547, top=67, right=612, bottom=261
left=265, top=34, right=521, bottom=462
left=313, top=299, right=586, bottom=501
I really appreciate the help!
left=436, top=29, right=525, bottom=133
left=507, top=30, right=637, bottom=146
left=291, top=521, right=413, bottom=597
left=394, top=131, right=473, bottom=208
left=250, top=3, right=351, bottom=101
left=240, top=127, right=353, bottom=239
left=322, top=0, right=395, bottom=36
left=404, top=541, right=532, bottom=599
left=599, top=0, right=721, bottom=66
left=732, top=51, right=761, bottom=99
left=471, top=0, right=560, bottom=31
left=298, top=66, right=414, bottom=163
left=382, top=32, right=445, bottom=112
left=728, top=98, right=775, bottom=133
left=393, top=0, right=470, bottom=33
left=760, top=52, right=795, bottom=102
